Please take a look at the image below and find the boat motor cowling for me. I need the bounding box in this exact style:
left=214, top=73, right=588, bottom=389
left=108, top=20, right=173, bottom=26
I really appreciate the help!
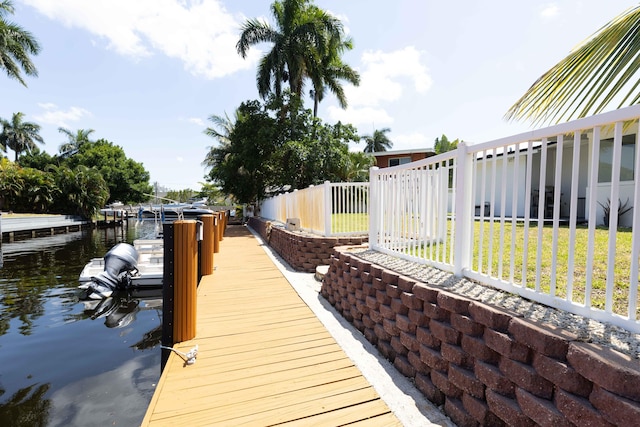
left=86, top=243, right=139, bottom=299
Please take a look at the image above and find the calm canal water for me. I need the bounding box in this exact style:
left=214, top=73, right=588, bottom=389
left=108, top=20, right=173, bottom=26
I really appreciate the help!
left=0, top=222, right=162, bottom=427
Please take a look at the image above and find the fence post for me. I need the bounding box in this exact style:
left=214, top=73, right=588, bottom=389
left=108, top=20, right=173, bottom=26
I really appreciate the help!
left=324, top=181, right=332, bottom=236
left=453, top=143, right=473, bottom=276
left=369, top=167, right=380, bottom=249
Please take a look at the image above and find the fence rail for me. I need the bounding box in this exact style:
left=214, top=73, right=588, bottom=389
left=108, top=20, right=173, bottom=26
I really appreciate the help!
left=260, top=181, right=369, bottom=236
left=370, top=104, right=640, bottom=333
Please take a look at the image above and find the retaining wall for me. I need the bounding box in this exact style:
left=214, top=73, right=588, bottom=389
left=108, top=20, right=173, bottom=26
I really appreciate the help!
left=247, top=217, right=367, bottom=273
left=321, top=246, right=640, bottom=427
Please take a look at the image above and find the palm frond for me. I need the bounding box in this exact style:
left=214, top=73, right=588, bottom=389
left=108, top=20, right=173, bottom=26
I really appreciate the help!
left=506, top=5, right=640, bottom=125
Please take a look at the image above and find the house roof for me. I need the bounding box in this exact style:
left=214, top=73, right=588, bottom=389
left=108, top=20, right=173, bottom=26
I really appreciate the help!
left=370, top=148, right=436, bottom=157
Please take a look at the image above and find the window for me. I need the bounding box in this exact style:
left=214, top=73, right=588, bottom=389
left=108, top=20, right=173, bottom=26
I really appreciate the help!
left=598, top=134, right=636, bottom=183
left=388, top=156, right=411, bottom=167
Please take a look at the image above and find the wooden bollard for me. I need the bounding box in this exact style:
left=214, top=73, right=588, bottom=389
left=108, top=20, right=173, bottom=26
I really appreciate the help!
left=200, top=214, right=214, bottom=276
left=213, top=214, right=220, bottom=253
left=222, top=210, right=228, bottom=232
left=173, top=220, right=197, bottom=342
left=217, top=211, right=224, bottom=241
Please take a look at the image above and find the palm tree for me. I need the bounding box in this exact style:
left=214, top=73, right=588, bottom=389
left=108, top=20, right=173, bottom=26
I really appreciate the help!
left=0, top=112, right=44, bottom=162
left=204, top=112, right=236, bottom=148
left=236, top=0, right=343, bottom=100
left=0, top=0, right=40, bottom=86
left=58, top=127, right=95, bottom=157
left=202, top=111, right=238, bottom=170
left=338, top=151, right=374, bottom=182
left=505, top=4, right=640, bottom=125
left=361, top=128, right=393, bottom=153
left=308, top=34, right=360, bottom=117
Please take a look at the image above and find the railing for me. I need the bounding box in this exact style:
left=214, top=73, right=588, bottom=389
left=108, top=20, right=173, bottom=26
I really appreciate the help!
left=370, top=104, right=640, bottom=333
left=260, top=181, right=369, bottom=236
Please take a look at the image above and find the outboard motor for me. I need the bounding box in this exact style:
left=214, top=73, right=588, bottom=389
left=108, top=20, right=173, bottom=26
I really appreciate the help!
left=84, top=243, right=139, bottom=299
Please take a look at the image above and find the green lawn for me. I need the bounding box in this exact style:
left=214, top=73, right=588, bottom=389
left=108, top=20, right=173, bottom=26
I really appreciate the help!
left=469, top=221, right=638, bottom=316
left=331, top=213, right=369, bottom=234
left=332, top=213, right=638, bottom=317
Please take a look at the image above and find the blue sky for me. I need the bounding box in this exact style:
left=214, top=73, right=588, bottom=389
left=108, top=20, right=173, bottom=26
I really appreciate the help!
left=1, top=0, right=638, bottom=190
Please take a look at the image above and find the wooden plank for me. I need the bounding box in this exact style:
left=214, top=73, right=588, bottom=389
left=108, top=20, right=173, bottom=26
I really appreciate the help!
left=151, top=383, right=384, bottom=425
left=142, top=225, right=401, bottom=426
left=151, top=373, right=375, bottom=420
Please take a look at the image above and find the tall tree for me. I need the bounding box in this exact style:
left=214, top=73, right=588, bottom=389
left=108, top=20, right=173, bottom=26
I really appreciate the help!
left=0, top=0, right=40, bottom=86
left=337, top=151, right=375, bottom=182
left=361, top=128, right=393, bottom=153
left=236, top=0, right=343, bottom=101
left=58, top=127, right=95, bottom=157
left=202, top=111, right=238, bottom=170
left=0, top=112, right=44, bottom=162
left=505, top=5, right=640, bottom=125
left=434, top=134, right=459, bottom=154
left=65, top=139, right=152, bottom=204
left=308, top=32, right=360, bottom=117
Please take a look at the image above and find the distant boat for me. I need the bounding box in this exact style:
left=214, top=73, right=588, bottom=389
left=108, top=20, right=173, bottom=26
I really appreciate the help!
left=136, top=205, right=214, bottom=221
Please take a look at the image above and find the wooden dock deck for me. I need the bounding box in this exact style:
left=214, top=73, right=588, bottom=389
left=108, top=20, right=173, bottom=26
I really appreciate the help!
left=141, top=225, right=402, bottom=426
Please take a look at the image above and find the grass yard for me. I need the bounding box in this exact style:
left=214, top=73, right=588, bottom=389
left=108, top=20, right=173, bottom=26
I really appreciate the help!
left=331, top=212, right=369, bottom=234
left=389, top=217, right=638, bottom=318
left=471, top=221, right=638, bottom=317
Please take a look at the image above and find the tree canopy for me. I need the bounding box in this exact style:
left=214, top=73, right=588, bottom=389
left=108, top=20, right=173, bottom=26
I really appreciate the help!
left=64, top=139, right=152, bottom=204
left=434, top=134, right=460, bottom=154
left=58, top=127, right=95, bottom=158
left=361, top=128, right=393, bottom=153
left=237, top=0, right=358, bottom=117
left=0, top=112, right=44, bottom=162
left=206, top=95, right=361, bottom=204
left=0, top=0, right=40, bottom=86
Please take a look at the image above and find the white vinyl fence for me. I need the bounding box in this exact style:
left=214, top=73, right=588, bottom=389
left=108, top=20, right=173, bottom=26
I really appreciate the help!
left=260, top=181, right=369, bottom=236
left=370, top=104, right=640, bottom=333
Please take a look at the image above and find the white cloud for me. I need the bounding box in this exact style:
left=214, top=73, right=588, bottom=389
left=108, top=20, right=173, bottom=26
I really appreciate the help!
left=392, top=132, right=431, bottom=150
left=346, top=46, right=432, bottom=108
left=187, top=117, right=205, bottom=126
left=540, top=3, right=560, bottom=19
left=328, top=46, right=431, bottom=128
left=34, top=103, right=92, bottom=127
left=176, top=156, right=184, bottom=163
left=22, top=0, right=261, bottom=79
left=328, top=105, right=393, bottom=128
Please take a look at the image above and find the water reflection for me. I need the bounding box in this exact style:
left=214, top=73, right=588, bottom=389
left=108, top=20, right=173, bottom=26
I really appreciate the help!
left=81, top=290, right=162, bottom=346
left=0, top=383, right=51, bottom=427
left=0, top=222, right=161, bottom=426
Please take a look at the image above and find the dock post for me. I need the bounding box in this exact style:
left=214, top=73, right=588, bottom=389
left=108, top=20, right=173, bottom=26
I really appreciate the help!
left=200, top=214, right=214, bottom=276
left=173, top=220, right=198, bottom=343
left=213, top=214, right=220, bottom=253
left=161, top=222, right=175, bottom=370
left=217, top=211, right=224, bottom=241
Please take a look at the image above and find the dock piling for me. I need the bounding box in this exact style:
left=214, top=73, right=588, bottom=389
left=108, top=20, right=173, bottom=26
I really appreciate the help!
left=173, top=220, right=198, bottom=343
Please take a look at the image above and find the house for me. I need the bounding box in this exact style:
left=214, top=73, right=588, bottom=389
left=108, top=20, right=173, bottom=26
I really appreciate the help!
left=469, top=119, right=639, bottom=227
left=371, top=148, right=436, bottom=168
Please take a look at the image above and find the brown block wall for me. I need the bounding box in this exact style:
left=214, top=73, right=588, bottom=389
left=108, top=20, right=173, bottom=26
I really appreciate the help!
left=321, top=246, right=640, bottom=427
left=247, top=217, right=367, bottom=273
